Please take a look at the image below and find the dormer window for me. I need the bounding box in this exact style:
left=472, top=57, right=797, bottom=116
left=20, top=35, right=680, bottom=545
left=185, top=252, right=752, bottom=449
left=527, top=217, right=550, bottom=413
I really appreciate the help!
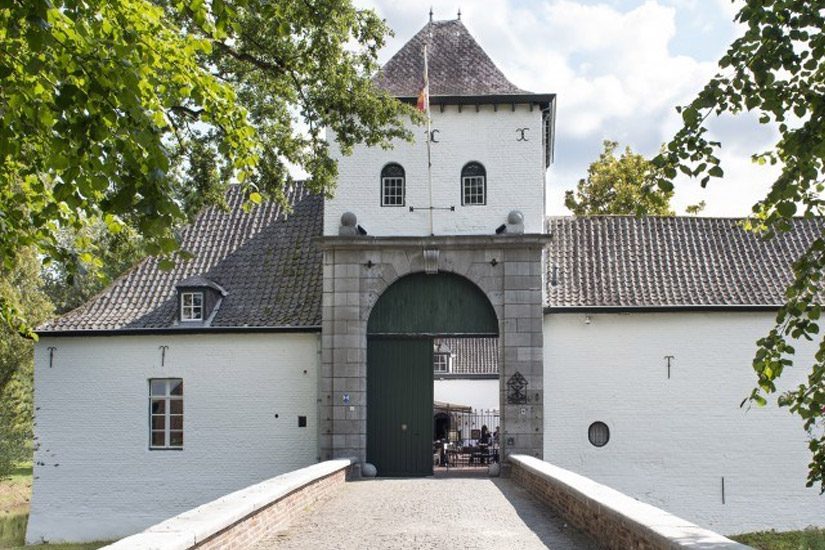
left=461, top=162, right=486, bottom=206
left=381, top=163, right=405, bottom=207
left=180, top=292, right=204, bottom=321
left=175, top=276, right=227, bottom=325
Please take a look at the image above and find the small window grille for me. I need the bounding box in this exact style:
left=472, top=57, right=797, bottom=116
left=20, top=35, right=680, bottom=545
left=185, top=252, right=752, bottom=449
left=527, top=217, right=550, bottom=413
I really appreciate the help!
left=150, top=379, right=183, bottom=449
left=461, top=162, right=486, bottom=205
left=381, top=163, right=405, bottom=206
left=433, top=352, right=451, bottom=373
left=181, top=292, right=204, bottom=321
left=588, top=421, right=610, bottom=447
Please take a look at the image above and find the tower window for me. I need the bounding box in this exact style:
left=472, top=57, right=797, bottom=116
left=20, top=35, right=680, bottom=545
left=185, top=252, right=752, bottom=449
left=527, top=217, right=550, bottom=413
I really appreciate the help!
left=381, top=163, right=405, bottom=207
left=461, top=162, right=486, bottom=206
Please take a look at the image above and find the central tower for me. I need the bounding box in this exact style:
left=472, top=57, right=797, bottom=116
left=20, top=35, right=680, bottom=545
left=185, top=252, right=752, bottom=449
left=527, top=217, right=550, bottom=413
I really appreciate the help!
left=324, top=18, right=555, bottom=237
left=320, top=17, right=554, bottom=473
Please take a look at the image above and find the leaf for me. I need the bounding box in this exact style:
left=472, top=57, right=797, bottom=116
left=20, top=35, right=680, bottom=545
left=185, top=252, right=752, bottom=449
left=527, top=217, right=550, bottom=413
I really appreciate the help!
left=158, top=258, right=176, bottom=271
left=777, top=202, right=797, bottom=217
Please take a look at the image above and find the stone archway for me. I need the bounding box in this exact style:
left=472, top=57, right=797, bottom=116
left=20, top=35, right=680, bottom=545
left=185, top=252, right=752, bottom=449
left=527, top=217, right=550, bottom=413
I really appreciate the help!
left=318, top=236, right=548, bottom=468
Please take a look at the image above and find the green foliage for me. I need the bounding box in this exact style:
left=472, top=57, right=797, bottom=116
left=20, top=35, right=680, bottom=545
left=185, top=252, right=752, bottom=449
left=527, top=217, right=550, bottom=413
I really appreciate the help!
left=0, top=250, right=52, bottom=477
left=732, top=528, right=825, bottom=550
left=565, top=140, right=674, bottom=216
left=41, top=223, right=145, bottom=315
left=0, top=0, right=414, bottom=335
left=653, top=0, right=825, bottom=491
left=685, top=200, right=706, bottom=216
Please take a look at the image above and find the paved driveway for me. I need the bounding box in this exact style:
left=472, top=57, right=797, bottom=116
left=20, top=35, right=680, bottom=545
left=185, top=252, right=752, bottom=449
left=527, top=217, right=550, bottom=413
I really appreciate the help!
left=255, top=471, right=593, bottom=549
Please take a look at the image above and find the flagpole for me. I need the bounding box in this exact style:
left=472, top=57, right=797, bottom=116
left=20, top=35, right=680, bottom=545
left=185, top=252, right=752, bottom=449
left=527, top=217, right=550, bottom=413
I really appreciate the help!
left=424, top=45, right=434, bottom=236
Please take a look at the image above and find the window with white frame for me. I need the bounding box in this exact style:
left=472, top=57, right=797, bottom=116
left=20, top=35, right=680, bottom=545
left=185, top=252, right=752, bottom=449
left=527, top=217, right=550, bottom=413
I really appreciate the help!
left=150, top=379, right=183, bottom=449
left=181, top=291, right=204, bottom=321
left=461, top=162, right=486, bottom=206
left=381, top=163, right=405, bottom=206
left=433, top=352, right=451, bottom=374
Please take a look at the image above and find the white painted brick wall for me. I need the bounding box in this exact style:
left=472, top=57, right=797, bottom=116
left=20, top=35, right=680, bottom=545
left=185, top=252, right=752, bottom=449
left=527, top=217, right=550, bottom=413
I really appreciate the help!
left=543, top=312, right=824, bottom=535
left=325, top=104, right=545, bottom=236
left=27, top=333, right=320, bottom=544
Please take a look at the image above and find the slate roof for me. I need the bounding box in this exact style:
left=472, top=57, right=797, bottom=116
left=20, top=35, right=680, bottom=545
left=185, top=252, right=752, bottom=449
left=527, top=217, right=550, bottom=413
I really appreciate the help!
left=372, top=19, right=528, bottom=97
left=41, top=184, right=322, bottom=332
left=545, top=216, right=823, bottom=309
left=42, top=204, right=823, bottom=333
left=434, top=338, right=499, bottom=375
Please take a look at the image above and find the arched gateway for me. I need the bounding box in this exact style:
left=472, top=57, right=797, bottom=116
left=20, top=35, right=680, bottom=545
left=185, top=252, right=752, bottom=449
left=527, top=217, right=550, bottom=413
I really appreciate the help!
left=366, top=272, right=498, bottom=476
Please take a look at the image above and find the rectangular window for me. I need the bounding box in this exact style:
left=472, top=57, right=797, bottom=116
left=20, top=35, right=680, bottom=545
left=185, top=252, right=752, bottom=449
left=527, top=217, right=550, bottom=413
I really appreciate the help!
left=149, top=379, right=183, bottom=449
left=181, top=292, right=204, bottom=321
left=381, top=177, right=405, bottom=207
left=433, top=353, right=451, bottom=374
left=462, top=176, right=486, bottom=205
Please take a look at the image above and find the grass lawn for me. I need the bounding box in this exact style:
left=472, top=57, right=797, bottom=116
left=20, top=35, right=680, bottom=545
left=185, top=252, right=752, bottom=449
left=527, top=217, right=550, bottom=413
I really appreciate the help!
left=1, top=465, right=32, bottom=548
left=0, top=465, right=112, bottom=549
left=731, top=528, right=825, bottom=550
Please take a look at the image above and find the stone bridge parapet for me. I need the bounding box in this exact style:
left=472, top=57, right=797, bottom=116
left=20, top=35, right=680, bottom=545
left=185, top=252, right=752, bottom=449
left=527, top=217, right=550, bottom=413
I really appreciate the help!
left=510, top=455, right=752, bottom=550
left=102, top=458, right=356, bottom=550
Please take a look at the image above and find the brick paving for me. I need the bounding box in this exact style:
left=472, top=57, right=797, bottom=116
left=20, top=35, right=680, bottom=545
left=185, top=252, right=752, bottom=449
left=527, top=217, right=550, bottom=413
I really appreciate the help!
left=254, top=470, right=593, bottom=549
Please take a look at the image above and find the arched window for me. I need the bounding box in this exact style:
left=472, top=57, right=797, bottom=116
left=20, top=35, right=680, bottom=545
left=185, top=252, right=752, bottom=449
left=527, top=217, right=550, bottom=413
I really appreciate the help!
left=381, top=163, right=405, bottom=207
left=461, top=162, right=486, bottom=206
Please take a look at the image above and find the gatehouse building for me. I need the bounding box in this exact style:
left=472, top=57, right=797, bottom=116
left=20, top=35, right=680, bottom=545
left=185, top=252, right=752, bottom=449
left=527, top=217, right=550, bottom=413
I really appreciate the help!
left=27, top=17, right=823, bottom=544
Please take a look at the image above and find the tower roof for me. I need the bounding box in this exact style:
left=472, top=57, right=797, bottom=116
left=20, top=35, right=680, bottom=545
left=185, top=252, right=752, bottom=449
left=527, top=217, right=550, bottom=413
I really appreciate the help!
left=373, top=19, right=528, bottom=98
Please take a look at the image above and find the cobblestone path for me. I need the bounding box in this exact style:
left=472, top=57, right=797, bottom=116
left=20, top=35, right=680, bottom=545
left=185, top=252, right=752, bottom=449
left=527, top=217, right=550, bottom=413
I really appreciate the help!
left=254, top=471, right=593, bottom=549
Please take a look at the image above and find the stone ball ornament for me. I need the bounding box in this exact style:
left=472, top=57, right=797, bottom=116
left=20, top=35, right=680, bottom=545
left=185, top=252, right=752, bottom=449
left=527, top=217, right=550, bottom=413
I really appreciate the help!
left=341, top=211, right=357, bottom=227
left=505, top=210, right=525, bottom=235
left=507, top=210, right=524, bottom=225
left=362, top=462, right=377, bottom=477
left=339, top=212, right=359, bottom=236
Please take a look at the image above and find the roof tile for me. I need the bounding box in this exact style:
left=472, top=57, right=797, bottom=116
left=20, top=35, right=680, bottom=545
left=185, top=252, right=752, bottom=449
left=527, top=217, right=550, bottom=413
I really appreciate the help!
left=372, top=19, right=527, bottom=97
left=545, top=216, right=822, bottom=308
left=41, top=184, right=322, bottom=331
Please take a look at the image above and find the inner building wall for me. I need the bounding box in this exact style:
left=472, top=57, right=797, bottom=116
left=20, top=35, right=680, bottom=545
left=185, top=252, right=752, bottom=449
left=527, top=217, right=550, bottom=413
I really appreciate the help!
left=543, top=311, right=824, bottom=535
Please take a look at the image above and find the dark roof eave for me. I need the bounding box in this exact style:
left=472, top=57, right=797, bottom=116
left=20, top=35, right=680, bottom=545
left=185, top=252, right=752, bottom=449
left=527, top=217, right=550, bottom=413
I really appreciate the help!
left=37, top=325, right=322, bottom=338
left=396, top=93, right=556, bottom=109
left=544, top=305, right=782, bottom=314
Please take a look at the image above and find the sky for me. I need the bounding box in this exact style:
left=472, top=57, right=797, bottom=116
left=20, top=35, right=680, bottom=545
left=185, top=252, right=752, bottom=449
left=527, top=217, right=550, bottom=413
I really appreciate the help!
left=352, top=0, right=779, bottom=217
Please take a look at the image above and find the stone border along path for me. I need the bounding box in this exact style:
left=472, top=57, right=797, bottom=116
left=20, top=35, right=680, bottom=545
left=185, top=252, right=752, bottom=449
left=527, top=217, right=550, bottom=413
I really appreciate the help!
left=253, top=471, right=593, bottom=549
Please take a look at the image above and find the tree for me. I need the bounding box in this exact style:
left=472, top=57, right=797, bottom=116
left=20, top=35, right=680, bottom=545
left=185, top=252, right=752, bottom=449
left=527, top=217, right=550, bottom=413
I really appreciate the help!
left=0, top=0, right=415, bottom=336
left=565, top=140, right=675, bottom=216
left=41, top=224, right=145, bottom=315
left=0, top=249, right=53, bottom=478
left=653, top=0, right=825, bottom=491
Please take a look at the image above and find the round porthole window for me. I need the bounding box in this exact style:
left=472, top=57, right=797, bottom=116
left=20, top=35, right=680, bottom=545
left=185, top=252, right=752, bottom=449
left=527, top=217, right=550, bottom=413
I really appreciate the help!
left=588, top=421, right=610, bottom=447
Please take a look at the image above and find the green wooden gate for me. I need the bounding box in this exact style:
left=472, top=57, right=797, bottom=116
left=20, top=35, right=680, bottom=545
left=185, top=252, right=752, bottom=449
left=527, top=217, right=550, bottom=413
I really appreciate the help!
left=366, top=272, right=498, bottom=477
left=367, top=338, right=433, bottom=476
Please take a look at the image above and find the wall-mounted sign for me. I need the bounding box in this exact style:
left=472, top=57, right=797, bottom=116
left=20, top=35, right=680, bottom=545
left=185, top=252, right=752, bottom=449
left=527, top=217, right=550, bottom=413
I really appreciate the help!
left=342, top=393, right=350, bottom=404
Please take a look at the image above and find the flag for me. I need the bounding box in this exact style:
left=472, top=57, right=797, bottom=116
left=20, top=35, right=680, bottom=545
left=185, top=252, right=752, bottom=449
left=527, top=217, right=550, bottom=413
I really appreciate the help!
left=417, top=45, right=429, bottom=113
left=416, top=86, right=428, bottom=112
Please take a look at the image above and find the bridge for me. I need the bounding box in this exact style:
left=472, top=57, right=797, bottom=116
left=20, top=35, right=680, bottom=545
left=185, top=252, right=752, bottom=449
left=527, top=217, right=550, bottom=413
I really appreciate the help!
left=104, top=457, right=751, bottom=549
